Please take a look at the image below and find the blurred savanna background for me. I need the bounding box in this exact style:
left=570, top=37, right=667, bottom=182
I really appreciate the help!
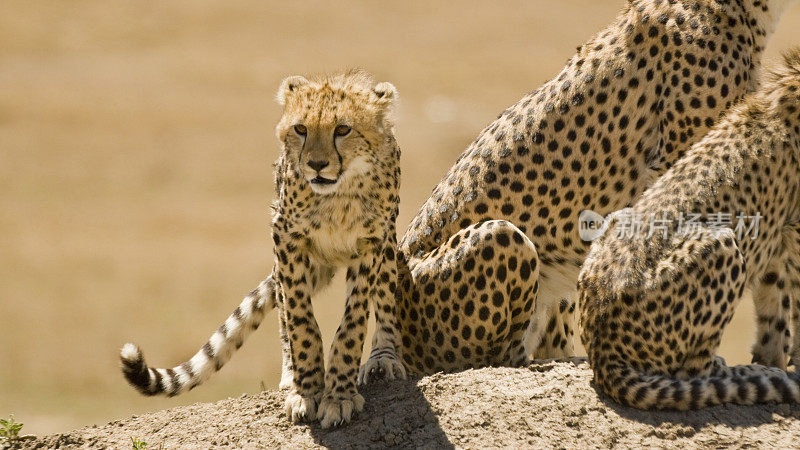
left=2, top=0, right=800, bottom=436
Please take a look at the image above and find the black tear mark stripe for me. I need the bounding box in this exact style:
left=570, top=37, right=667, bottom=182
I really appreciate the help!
left=120, top=277, right=276, bottom=396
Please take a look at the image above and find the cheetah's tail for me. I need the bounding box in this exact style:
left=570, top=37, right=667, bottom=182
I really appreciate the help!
left=119, top=276, right=277, bottom=396
left=600, top=363, right=800, bottom=410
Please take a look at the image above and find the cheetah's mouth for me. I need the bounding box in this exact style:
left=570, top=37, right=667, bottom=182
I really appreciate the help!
left=310, top=176, right=337, bottom=185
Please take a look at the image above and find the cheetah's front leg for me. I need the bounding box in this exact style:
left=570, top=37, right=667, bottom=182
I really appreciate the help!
left=317, top=241, right=383, bottom=428
left=751, top=225, right=800, bottom=370
left=751, top=254, right=793, bottom=370
left=274, top=266, right=335, bottom=390
left=274, top=253, right=330, bottom=423
left=359, top=234, right=407, bottom=385
left=779, top=224, right=800, bottom=369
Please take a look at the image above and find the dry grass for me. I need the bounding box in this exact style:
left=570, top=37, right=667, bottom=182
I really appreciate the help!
left=1, top=0, right=799, bottom=435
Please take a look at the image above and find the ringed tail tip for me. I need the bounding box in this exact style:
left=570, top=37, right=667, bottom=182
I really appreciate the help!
left=119, top=343, right=155, bottom=395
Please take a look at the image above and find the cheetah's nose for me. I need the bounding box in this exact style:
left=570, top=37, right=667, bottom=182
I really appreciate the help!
left=307, top=160, right=329, bottom=172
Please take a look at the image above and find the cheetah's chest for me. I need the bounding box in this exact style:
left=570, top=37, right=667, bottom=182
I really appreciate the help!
left=303, top=196, right=380, bottom=265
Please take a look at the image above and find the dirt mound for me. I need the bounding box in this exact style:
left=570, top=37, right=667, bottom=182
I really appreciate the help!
left=9, top=359, right=800, bottom=448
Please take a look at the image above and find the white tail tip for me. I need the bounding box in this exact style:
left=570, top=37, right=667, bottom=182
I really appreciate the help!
left=120, top=343, right=141, bottom=362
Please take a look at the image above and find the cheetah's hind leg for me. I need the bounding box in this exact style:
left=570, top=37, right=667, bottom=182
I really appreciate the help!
left=396, top=219, right=539, bottom=374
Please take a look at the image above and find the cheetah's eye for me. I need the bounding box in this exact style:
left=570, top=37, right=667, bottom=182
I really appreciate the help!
left=334, top=125, right=351, bottom=137
left=294, top=124, right=307, bottom=135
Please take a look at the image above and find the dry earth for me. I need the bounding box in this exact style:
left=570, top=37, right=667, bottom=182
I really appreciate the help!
left=8, top=360, right=800, bottom=449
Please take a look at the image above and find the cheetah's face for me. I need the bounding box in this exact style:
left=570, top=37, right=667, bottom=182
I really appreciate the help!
left=275, top=73, right=397, bottom=195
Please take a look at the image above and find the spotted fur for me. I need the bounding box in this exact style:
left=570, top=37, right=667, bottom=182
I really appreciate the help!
left=579, top=49, right=800, bottom=409
left=121, top=70, right=405, bottom=429
left=378, top=0, right=794, bottom=377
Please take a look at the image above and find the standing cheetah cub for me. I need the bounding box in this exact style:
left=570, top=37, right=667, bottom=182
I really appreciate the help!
left=120, top=70, right=406, bottom=428
left=579, top=49, right=800, bottom=410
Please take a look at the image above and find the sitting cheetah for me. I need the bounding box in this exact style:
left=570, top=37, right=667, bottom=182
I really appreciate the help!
left=120, top=70, right=406, bottom=428
left=578, top=49, right=800, bottom=409
left=373, top=0, right=795, bottom=377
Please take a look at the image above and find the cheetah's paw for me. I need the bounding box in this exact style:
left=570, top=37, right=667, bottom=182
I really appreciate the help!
left=317, top=392, right=365, bottom=428
left=358, top=354, right=407, bottom=385
left=284, top=390, right=318, bottom=423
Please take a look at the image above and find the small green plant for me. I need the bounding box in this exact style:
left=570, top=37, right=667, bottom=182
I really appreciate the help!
left=131, top=436, right=147, bottom=449
left=0, top=414, right=24, bottom=444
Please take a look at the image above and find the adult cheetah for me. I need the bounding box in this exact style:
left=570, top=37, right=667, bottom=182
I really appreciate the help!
left=121, top=70, right=405, bottom=428
left=376, top=0, right=795, bottom=377
left=578, top=48, right=800, bottom=409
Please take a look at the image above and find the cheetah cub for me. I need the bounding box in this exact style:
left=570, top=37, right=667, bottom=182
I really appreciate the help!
left=579, top=49, right=800, bottom=410
left=120, top=70, right=406, bottom=428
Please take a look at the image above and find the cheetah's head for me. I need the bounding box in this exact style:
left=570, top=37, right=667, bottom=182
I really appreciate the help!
left=275, top=70, right=397, bottom=195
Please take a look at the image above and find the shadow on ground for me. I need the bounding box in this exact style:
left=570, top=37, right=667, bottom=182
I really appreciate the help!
left=307, top=378, right=453, bottom=449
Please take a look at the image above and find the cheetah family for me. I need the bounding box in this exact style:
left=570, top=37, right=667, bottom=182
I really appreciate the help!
left=121, top=0, right=800, bottom=427
left=579, top=48, right=800, bottom=409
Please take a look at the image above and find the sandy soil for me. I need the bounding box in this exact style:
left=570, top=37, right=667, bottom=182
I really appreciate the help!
left=8, top=359, right=800, bottom=449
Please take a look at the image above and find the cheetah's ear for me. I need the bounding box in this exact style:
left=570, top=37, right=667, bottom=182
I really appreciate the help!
left=372, top=82, right=398, bottom=129
left=276, top=75, right=309, bottom=106
left=371, top=82, right=398, bottom=106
